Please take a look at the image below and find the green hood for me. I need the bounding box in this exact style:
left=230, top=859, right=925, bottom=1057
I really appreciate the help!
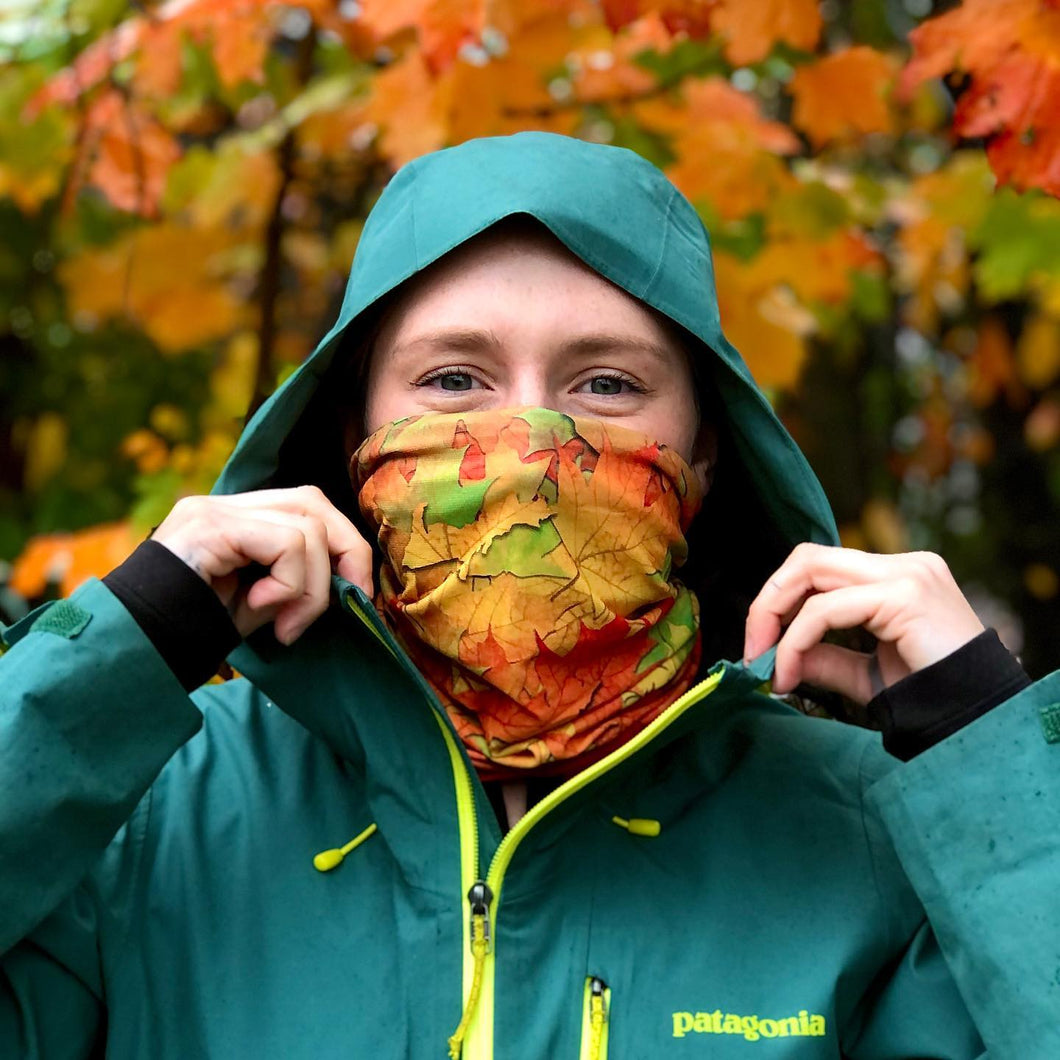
left=214, top=131, right=838, bottom=643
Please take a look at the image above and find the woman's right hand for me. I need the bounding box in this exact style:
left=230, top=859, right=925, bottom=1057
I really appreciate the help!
left=151, top=485, right=374, bottom=645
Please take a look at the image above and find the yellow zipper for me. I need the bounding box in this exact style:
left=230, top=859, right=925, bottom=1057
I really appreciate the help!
left=579, top=977, right=610, bottom=1060
left=455, top=667, right=725, bottom=1060
left=345, top=591, right=725, bottom=1060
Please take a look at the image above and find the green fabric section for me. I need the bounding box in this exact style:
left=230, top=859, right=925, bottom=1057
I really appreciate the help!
left=1038, top=702, right=1060, bottom=743
left=867, top=674, right=1060, bottom=1055
left=0, top=579, right=202, bottom=955
left=29, top=600, right=92, bottom=639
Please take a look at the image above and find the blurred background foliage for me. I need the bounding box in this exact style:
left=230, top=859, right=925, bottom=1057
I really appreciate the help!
left=0, top=0, right=1058, bottom=675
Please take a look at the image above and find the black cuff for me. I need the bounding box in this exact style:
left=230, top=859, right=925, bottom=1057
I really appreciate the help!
left=867, top=629, right=1031, bottom=761
left=103, top=540, right=241, bottom=692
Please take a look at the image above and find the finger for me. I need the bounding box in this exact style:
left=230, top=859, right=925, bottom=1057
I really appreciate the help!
left=785, top=641, right=876, bottom=704
left=745, top=543, right=894, bottom=660
left=237, top=510, right=332, bottom=643
left=200, top=514, right=308, bottom=636
left=219, top=485, right=373, bottom=590
left=772, top=583, right=894, bottom=694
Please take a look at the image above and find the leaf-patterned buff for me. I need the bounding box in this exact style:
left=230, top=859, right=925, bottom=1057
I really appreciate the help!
left=353, top=408, right=703, bottom=779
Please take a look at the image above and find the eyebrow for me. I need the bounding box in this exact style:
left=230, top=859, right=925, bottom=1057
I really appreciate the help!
left=388, top=327, right=678, bottom=362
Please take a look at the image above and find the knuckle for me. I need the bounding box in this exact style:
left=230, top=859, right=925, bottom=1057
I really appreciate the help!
left=172, top=494, right=208, bottom=518
left=297, top=484, right=327, bottom=505
left=893, top=576, right=920, bottom=606
left=917, top=551, right=951, bottom=579
left=283, top=525, right=308, bottom=552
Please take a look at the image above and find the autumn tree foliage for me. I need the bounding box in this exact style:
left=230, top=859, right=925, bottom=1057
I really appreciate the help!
left=0, top=0, right=1058, bottom=673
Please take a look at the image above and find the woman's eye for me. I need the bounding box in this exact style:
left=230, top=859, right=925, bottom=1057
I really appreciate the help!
left=585, top=375, right=632, bottom=396
left=423, top=371, right=476, bottom=391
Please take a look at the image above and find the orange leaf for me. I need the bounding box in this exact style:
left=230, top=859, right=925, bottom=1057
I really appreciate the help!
left=902, top=0, right=1060, bottom=194
left=79, top=89, right=181, bottom=218
left=212, top=7, right=272, bottom=88
left=957, top=55, right=1060, bottom=196
left=360, top=0, right=488, bottom=71
left=10, top=523, right=138, bottom=600
left=134, top=21, right=186, bottom=97
left=600, top=0, right=714, bottom=37
left=568, top=13, right=670, bottom=103
left=365, top=51, right=452, bottom=166
left=789, top=47, right=896, bottom=147
left=59, top=223, right=247, bottom=351
left=900, top=0, right=1029, bottom=98
left=637, top=77, right=799, bottom=219
left=713, top=252, right=810, bottom=389
left=747, top=229, right=882, bottom=306
left=967, top=316, right=1023, bottom=408
left=711, top=0, right=821, bottom=65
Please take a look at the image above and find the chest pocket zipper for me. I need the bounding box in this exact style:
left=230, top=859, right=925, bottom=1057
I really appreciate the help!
left=579, top=976, right=610, bottom=1060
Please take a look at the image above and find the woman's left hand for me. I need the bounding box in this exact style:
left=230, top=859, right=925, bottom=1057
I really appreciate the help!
left=744, top=543, right=985, bottom=701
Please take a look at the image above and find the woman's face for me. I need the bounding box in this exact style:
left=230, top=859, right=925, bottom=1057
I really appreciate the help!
left=363, top=225, right=714, bottom=490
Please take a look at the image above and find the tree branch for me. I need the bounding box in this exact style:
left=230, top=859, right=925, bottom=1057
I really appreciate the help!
left=246, top=33, right=316, bottom=422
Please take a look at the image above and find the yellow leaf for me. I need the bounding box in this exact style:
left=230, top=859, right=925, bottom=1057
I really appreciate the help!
left=23, top=412, right=68, bottom=492
left=209, top=332, right=259, bottom=422
left=59, top=223, right=247, bottom=351
left=747, top=229, right=882, bottom=306
left=121, top=428, right=170, bottom=474
left=1024, top=562, right=1059, bottom=600
left=1017, top=314, right=1060, bottom=389
left=860, top=499, right=909, bottom=555
left=713, top=252, right=809, bottom=389
left=967, top=316, right=1024, bottom=408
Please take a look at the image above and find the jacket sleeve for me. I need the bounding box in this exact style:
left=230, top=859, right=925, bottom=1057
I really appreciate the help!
left=0, top=578, right=203, bottom=956
left=863, top=670, right=1060, bottom=1059
left=843, top=919, right=986, bottom=1059
left=1, top=883, right=106, bottom=1058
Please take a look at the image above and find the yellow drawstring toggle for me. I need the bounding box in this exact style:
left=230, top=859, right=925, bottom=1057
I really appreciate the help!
left=313, top=823, right=378, bottom=872
left=612, top=815, right=661, bottom=837
left=447, top=914, right=490, bottom=1059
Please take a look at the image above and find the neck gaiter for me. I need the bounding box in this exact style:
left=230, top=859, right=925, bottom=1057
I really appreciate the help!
left=353, top=407, right=703, bottom=780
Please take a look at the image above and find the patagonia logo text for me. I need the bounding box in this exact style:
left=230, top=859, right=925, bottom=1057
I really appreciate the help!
left=672, top=1010, right=826, bottom=1041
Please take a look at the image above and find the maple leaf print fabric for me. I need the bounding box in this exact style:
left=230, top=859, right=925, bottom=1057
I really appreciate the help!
left=353, top=407, right=703, bottom=778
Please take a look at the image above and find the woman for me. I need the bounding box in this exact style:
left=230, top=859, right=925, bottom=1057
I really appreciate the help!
left=1, top=132, right=1054, bottom=1058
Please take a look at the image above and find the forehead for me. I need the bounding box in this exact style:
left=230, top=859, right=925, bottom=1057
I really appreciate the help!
left=373, top=219, right=688, bottom=355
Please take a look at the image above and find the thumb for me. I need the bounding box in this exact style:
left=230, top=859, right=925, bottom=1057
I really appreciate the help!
left=784, top=642, right=875, bottom=704
left=334, top=541, right=374, bottom=598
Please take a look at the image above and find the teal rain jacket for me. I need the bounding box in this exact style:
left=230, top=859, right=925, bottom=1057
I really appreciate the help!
left=3, top=133, right=1059, bottom=1059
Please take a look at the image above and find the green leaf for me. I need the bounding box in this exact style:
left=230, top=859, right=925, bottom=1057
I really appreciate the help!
left=633, top=39, right=726, bottom=88
left=469, top=519, right=570, bottom=579
left=971, top=188, right=1060, bottom=302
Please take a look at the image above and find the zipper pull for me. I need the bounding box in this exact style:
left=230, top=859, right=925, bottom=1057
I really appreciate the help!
left=448, top=882, right=494, bottom=1059
left=590, top=977, right=607, bottom=1025
left=468, top=880, right=493, bottom=954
